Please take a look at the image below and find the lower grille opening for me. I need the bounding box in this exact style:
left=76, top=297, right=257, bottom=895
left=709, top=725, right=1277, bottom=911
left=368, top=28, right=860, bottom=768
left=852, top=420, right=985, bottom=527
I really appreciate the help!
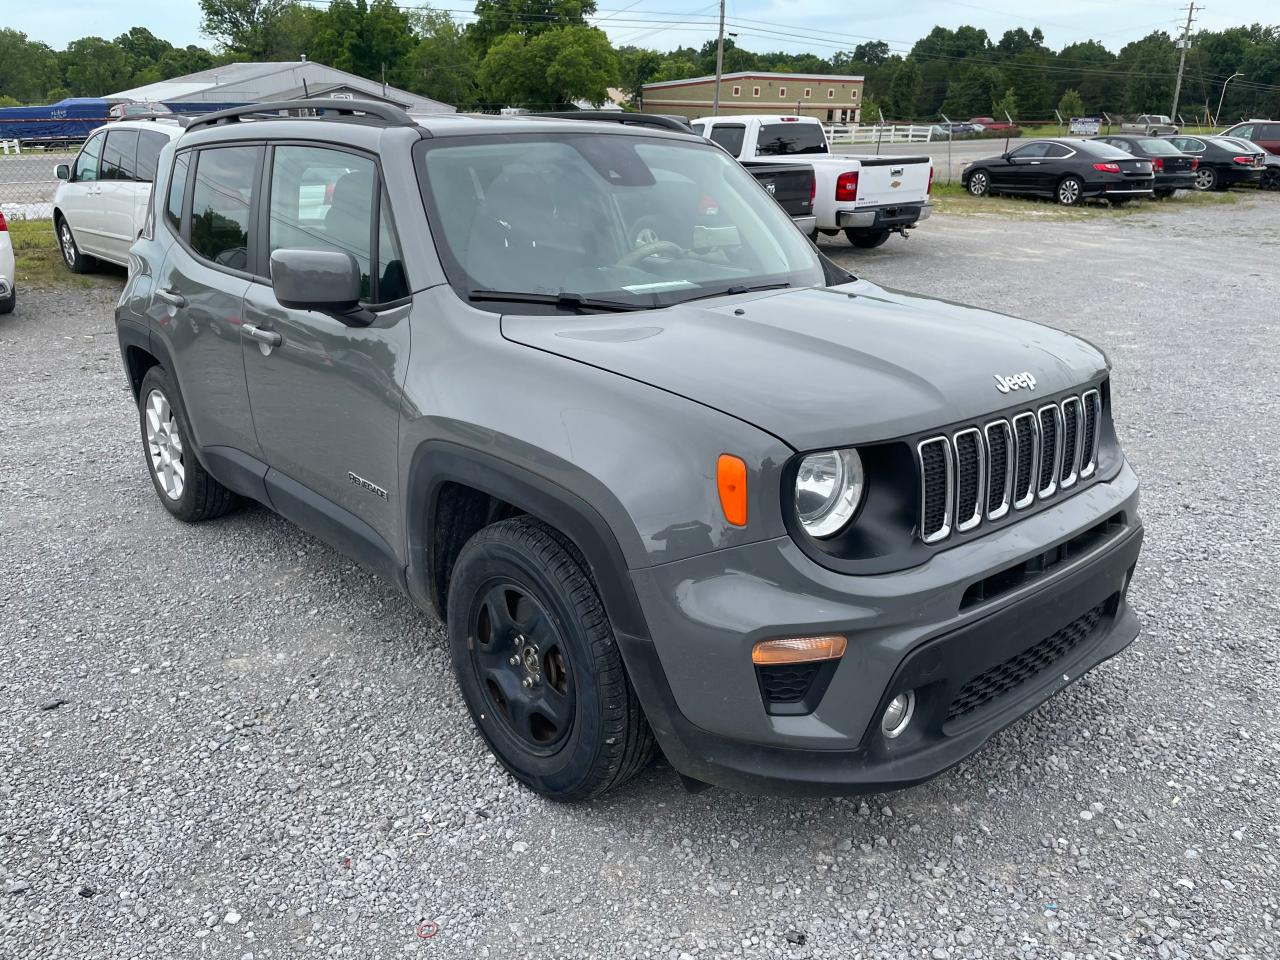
left=756, top=661, right=839, bottom=716
left=960, top=512, right=1126, bottom=611
left=945, top=598, right=1113, bottom=724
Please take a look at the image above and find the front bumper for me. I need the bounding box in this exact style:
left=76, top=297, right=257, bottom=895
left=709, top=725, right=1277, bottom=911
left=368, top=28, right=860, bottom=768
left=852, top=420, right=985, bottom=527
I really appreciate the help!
left=623, top=461, right=1143, bottom=795
left=839, top=202, right=932, bottom=230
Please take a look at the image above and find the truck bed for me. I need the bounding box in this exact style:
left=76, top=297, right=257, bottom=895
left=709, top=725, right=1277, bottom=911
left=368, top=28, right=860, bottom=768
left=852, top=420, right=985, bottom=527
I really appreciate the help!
left=740, top=161, right=816, bottom=221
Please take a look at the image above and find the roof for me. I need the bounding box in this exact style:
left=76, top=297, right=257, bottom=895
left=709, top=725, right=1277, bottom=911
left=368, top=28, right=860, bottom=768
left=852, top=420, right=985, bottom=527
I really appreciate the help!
left=643, top=71, right=865, bottom=91
left=109, top=60, right=455, bottom=115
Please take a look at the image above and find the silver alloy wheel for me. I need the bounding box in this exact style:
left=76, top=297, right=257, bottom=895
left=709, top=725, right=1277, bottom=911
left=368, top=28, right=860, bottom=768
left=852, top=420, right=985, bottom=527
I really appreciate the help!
left=1058, top=178, right=1081, bottom=205
left=59, top=222, right=76, bottom=268
left=145, top=389, right=185, bottom=501
left=969, top=171, right=988, bottom=196
left=1194, top=168, right=1215, bottom=190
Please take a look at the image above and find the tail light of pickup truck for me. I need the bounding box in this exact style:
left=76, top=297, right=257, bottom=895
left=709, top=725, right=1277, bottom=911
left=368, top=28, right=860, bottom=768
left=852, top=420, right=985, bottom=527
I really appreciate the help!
left=1092, top=162, right=1122, bottom=173
left=0, top=210, right=7, bottom=232
left=835, top=171, right=859, bottom=202
left=927, top=165, right=934, bottom=196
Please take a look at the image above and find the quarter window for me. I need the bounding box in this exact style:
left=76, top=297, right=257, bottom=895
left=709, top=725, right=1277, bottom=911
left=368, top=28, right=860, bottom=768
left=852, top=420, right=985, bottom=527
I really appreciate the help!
left=136, top=131, right=169, bottom=183
left=1042, top=144, right=1072, bottom=159
left=189, top=145, right=259, bottom=272
left=73, top=132, right=105, bottom=182
left=166, top=152, right=189, bottom=230
left=268, top=145, right=376, bottom=301
left=100, top=129, right=139, bottom=181
left=376, top=190, right=409, bottom=302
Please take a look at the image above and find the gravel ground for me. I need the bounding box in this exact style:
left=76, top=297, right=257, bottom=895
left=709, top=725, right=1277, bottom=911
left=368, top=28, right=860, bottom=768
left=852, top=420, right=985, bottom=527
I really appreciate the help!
left=2, top=195, right=1278, bottom=960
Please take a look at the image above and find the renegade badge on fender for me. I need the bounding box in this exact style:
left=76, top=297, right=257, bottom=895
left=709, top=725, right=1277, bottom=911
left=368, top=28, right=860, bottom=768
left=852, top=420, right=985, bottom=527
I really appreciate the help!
left=115, top=100, right=1143, bottom=799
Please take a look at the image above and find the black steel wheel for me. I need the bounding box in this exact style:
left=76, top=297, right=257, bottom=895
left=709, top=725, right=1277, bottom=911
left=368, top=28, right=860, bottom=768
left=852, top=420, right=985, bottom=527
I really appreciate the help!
left=447, top=517, right=654, bottom=800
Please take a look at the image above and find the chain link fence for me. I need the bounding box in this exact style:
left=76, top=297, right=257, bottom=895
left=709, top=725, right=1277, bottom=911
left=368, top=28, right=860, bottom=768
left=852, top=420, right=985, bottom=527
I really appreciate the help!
left=0, top=151, right=70, bottom=221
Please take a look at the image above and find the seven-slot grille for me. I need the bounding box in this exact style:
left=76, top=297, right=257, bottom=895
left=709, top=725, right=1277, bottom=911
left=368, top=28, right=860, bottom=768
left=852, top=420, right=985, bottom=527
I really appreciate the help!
left=918, top=389, right=1101, bottom=545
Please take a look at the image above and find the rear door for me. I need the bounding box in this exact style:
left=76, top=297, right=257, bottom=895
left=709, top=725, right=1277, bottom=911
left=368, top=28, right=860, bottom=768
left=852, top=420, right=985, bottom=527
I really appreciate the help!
left=1256, top=123, right=1280, bottom=155
left=241, top=143, right=411, bottom=553
left=97, top=128, right=140, bottom=264
left=130, top=130, right=170, bottom=253
left=63, top=131, right=107, bottom=256
left=151, top=144, right=262, bottom=458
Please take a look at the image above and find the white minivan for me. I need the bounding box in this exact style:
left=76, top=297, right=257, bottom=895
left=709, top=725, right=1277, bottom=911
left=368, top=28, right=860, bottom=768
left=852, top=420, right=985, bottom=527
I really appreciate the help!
left=53, top=119, right=184, bottom=272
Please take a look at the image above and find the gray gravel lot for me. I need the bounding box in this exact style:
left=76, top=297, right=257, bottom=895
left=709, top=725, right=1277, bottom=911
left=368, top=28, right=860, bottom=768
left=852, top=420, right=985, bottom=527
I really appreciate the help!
left=2, top=196, right=1278, bottom=959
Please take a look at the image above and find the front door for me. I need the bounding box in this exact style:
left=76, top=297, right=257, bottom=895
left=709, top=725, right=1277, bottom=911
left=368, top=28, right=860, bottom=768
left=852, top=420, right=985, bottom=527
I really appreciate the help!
left=241, top=144, right=412, bottom=552
left=64, top=131, right=107, bottom=257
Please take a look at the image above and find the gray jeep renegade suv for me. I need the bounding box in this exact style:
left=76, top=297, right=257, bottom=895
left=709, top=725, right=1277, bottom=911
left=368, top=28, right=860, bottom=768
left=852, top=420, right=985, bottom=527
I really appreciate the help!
left=115, top=100, right=1143, bottom=799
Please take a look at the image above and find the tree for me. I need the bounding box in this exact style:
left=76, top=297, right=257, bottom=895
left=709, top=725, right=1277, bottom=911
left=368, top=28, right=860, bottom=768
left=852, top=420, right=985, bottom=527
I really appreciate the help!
left=466, top=0, right=596, bottom=55
left=0, top=29, right=61, bottom=102
left=885, top=60, right=922, bottom=118
left=1058, top=88, right=1085, bottom=117
left=479, top=24, right=616, bottom=109
left=941, top=65, right=1002, bottom=118
left=198, top=0, right=311, bottom=59
left=1057, top=40, right=1119, bottom=114
left=992, top=86, right=1019, bottom=120
left=851, top=41, right=890, bottom=65
left=617, top=46, right=663, bottom=103
left=308, top=0, right=415, bottom=81
left=61, top=37, right=136, bottom=96
left=406, top=6, right=478, bottom=108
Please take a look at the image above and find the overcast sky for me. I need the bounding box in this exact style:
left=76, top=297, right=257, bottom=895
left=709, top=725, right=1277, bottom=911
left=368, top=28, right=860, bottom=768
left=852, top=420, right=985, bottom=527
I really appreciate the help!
left=9, top=0, right=1276, bottom=56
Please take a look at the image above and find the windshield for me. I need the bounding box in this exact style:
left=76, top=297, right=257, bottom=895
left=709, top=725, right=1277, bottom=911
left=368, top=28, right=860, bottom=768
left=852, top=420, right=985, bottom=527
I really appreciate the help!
left=414, top=133, right=825, bottom=311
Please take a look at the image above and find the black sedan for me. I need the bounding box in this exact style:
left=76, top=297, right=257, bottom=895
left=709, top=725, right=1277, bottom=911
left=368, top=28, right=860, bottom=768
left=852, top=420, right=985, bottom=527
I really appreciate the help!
left=1165, top=135, right=1265, bottom=191
left=1091, top=135, right=1197, bottom=198
left=962, top=139, right=1154, bottom=206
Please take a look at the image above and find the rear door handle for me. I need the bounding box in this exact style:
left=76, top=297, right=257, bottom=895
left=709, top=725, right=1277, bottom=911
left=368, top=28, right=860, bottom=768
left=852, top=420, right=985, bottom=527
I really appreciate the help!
left=242, top=322, right=282, bottom=348
left=155, top=288, right=186, bottom=308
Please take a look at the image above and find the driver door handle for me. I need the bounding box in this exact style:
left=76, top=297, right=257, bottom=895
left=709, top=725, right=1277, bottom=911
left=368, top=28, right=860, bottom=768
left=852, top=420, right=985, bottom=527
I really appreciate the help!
left=155, top=288, right=186, bottom=308
left=242, top=322, right=282, bottom=348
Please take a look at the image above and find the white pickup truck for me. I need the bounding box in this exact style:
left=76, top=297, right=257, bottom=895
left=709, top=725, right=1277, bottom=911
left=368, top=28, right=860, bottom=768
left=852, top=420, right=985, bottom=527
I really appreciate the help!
left=692, top=114, right=933, bottom=248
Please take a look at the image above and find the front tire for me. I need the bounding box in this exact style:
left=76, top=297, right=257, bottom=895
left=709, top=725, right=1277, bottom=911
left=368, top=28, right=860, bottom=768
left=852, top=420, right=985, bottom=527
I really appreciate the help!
left=138, top=366, right=237, bottom=522
left=844, top=228, right=892, bottom=248
left=0, top=286, right=13, bottom=315
left=56, top=216, right=97, bottom=274
left=967, top=170, right=990, bottom=196
left=1193, top=166, right=1218, bottom=191
left=1057, top=176, right=1084, bottom=206
left=447, top=517, right=654, bottom=801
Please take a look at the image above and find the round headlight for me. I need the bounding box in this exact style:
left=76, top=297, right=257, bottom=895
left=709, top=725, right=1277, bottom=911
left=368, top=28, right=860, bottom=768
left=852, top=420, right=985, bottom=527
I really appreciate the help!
left=795, top=448, right=864, bottom=538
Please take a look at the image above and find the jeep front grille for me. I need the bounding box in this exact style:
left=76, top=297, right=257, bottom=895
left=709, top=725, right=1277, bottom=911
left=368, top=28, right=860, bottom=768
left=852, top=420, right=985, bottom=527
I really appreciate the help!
left=917, top=390, right=1101, bottom=545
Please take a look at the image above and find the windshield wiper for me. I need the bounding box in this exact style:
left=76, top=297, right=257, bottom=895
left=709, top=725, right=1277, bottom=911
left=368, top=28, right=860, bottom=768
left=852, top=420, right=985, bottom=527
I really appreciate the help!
left=676, top=281, right=792, bottom=304
left=468, top=289, right=645, bottom=313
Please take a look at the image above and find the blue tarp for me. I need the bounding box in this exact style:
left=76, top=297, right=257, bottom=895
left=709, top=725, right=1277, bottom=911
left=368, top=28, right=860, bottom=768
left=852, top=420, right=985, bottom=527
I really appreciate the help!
left=0, top=98, right=250, bottom=143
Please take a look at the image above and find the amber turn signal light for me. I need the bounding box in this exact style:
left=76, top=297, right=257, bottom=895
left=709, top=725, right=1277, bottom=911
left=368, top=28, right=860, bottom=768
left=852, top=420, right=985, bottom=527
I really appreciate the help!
left=751, top=635, right=848, bottom=665
left=717, top=454, right=748, bottom=527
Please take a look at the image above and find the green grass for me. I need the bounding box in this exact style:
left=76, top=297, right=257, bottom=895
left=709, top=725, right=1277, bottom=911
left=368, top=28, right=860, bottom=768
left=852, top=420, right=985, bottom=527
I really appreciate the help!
left=929, top=180, right=1241, bottom=220
left=7, top=219, right=95, bottom=290
left=1015, top=122, right=1220, bottom=139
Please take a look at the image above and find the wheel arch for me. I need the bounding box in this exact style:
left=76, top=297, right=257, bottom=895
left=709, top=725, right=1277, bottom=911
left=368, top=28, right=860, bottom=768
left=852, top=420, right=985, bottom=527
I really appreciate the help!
left=405, top=441, right=651, bottom=644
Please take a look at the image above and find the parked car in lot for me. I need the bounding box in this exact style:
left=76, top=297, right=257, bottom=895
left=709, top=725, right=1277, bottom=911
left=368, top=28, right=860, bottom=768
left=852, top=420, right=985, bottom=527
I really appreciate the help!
left=962, top=138, right=1154, bottom=205
left=1091, top=135, right=1197, bottom=197
left=116, top=99, right=1143, bottom=800
left=0, top=210, right=15, bottom=315
left=1165, top=135, right=1265, bottom=191
left=968, top=116, right=1017, bottom=133
left=546, top=111, right=816, bottom=236
left=52, top=118, right=185, bottom=272
left=1219, top=120, right=1280, bottom=156
left=1214, top=135, right=1280, bottom=190
left=1121, top=114, right=1179, bottom=136
left=693, top=114, right=932, bottom=248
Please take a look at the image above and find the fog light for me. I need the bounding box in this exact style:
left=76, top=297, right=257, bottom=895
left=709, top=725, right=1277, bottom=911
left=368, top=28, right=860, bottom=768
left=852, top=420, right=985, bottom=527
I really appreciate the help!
left=881, top=690, right=915, bottom=739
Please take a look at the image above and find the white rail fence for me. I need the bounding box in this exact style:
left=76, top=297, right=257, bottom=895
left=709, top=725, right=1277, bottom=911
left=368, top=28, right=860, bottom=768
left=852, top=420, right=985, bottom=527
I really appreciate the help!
left=822, top=123, right=935, bottom=145
left=1, top=139, right=21, bottom=155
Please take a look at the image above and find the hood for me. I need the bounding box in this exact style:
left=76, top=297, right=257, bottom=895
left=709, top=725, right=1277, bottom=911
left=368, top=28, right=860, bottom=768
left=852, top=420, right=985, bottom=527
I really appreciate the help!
left=501, top=281, right=1108, bottom=451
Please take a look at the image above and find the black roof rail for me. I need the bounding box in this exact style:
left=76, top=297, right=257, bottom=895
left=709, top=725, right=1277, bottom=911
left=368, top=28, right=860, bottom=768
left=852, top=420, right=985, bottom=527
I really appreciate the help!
left=185, top=98, right=415, bottom=133
left=532, top=111, right=694, bottom=133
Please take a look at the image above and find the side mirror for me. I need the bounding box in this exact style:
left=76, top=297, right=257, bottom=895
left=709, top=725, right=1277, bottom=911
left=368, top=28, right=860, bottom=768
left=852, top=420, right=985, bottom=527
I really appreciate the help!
left=270, top=249, right=369, bottom=324
left=55, top=163, right=71, bottom=181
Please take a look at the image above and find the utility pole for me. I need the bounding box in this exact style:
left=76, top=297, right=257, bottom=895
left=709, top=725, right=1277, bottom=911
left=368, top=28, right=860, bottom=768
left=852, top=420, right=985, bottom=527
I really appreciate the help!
left=1170, top=2, right=1198, bottom=119
left=712, top=0, right=726, bottom=116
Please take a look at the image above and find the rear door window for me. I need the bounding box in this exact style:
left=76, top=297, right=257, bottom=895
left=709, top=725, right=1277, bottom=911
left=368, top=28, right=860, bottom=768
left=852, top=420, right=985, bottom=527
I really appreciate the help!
left=73, top=132, right=105, bottom=183
left=189, top=145, right=261, bottom=272
left=707, top=124, right=745, bottom=156
left=755, top=122, right=828, bottom=156
left=101, top=129, right=140, bottom=181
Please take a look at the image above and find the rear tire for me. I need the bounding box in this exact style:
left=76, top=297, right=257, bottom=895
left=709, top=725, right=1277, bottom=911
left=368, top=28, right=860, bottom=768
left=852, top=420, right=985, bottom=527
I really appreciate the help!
left=56, top=216, right=97, bottom=274
left=844, top=228, right=892, bottom=248
left=447, top=517, right=654, bottom=801
left=0, top=286, right=13, bottom=315
left=138, top=365, right=237, bottom=522
left=1193, top=167, right=1218, bottom=192
left=1261, top=168, right=1280, bottom=191
left=1056, top=176, right=1084, bottom=206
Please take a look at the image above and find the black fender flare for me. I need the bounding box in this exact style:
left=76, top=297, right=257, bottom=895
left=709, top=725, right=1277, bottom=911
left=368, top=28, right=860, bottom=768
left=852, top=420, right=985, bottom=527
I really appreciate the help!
left=403, top=440, right=651, bottom=643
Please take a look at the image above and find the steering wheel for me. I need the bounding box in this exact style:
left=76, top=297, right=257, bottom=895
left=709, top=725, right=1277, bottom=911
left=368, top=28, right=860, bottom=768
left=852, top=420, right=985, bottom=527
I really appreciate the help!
left=617, top=239, right=685, bottom=268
